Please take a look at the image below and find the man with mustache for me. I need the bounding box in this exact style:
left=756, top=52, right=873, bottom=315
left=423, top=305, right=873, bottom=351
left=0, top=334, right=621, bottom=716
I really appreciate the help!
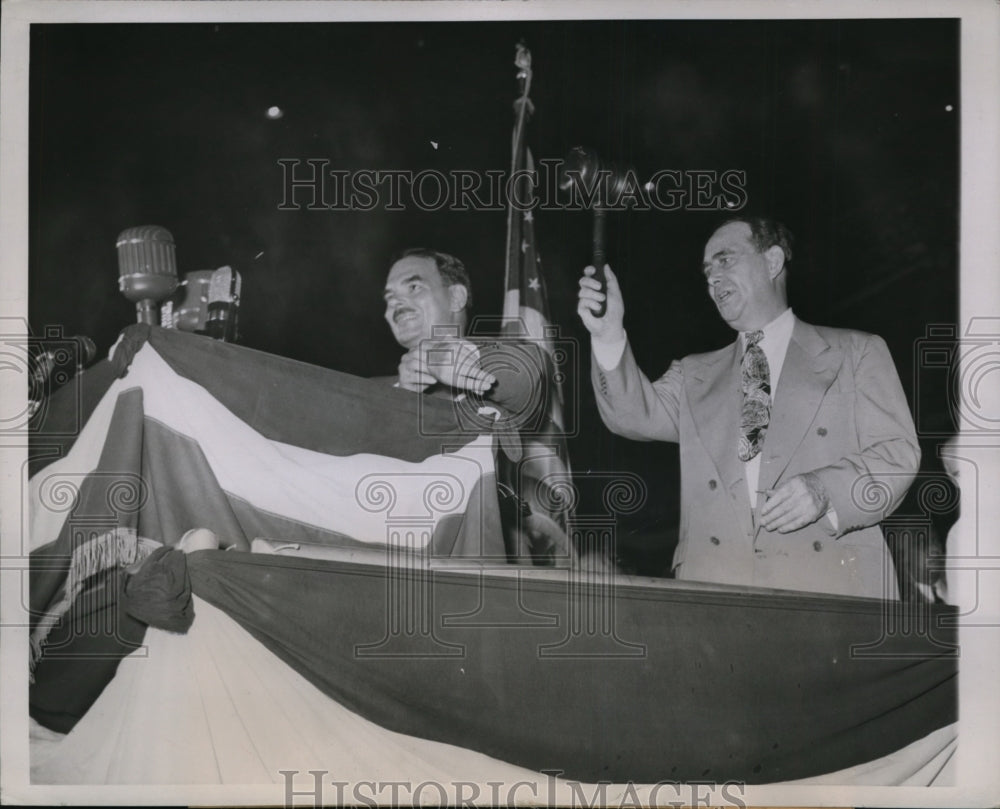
left=383, top=247, right=568, bottom=564
left=577, top=217, right=920, bottom=598
left=383, top=248, right=495, bottom=396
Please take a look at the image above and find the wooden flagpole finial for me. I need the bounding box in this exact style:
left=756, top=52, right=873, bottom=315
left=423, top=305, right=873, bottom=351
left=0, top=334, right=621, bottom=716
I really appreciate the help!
left=513, top=42, right=534, bottom=118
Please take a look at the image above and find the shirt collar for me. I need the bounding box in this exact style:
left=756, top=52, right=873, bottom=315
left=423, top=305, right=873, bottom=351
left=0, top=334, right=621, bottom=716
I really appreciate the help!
left=741, top=307, right=794, bottom=349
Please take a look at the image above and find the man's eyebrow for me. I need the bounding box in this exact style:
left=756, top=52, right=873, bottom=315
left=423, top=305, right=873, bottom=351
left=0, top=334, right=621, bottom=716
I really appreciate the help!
left=702, top=248, right=732, bottom=270
left=383, top=274, right=425, bottom=296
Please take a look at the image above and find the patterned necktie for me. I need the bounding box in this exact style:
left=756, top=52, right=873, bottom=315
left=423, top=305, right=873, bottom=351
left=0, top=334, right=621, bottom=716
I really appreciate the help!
left=738, top=330, right=771, bottom=462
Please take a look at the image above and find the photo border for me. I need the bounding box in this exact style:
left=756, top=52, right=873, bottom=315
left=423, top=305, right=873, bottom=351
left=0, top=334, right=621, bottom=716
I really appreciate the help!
left=2, top=1, right=997, bottom=806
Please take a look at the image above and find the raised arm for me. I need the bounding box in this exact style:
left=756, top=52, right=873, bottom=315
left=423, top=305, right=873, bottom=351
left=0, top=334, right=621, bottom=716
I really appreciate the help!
left=579, top=263, right=683, bottom=443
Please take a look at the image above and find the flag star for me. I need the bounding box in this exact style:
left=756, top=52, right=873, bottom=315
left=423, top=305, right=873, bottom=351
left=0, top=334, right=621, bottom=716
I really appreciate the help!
left=521, top=239, right=529, bottom=253
left=523, top=211, right=533, bottom=222
left=528, top=277, right=541, bottom=291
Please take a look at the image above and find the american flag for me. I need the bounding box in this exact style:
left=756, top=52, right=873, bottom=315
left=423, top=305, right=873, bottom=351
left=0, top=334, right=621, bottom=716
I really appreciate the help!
left=501, top=43, right=572, bottom=537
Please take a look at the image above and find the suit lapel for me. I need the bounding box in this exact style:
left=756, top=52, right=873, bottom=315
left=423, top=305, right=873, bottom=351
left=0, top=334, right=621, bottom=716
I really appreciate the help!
left=759, top=319, right=843, bottom=490
left=686, top=342, right=755, bottom=537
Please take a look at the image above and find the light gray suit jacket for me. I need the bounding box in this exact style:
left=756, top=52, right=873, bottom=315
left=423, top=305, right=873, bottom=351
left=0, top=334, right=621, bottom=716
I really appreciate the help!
left=593, top=318, right=920, bottom=598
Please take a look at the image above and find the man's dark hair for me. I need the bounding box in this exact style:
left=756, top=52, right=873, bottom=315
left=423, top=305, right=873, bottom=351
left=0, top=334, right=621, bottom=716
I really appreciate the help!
left=718, top=216, right=794, bottom=266
left=397, top=247, right=473, bottom=310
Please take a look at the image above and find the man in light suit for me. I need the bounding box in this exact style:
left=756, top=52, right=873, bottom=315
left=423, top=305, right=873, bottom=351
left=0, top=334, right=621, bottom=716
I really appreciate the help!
left=577, top=217, right=920, bottom=598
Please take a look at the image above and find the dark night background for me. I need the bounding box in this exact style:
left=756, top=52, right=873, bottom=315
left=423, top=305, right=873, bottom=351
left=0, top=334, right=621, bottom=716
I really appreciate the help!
left=28, top=19, right=959, bottom=575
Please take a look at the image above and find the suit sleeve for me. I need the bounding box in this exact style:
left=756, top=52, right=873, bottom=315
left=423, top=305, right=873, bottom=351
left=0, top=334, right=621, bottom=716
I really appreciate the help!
left=591, top=341, right=683, bottom=443
left=810, top=334, right=921, bottom=534
left=478, top=340, right=551, bottom=432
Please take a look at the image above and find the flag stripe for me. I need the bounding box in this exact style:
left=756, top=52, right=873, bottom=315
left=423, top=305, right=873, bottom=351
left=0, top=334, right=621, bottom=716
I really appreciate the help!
left=32, top=343, right=497, bottom=556
left=185, top=549, right=957, bottom=784
left=29, top=331, right=508, bottom=730
left=127, top=326, right=471, bottom=459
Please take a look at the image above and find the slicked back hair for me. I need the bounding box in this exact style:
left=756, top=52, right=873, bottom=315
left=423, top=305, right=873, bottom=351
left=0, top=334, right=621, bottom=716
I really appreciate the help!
left=396, top=247, right=473, bottom=311
left=717, top=216, right=794, bottom=267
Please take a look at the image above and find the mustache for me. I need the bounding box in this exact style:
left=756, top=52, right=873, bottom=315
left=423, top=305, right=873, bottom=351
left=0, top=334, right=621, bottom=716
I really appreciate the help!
left=392, top=305, right=418, bottom=324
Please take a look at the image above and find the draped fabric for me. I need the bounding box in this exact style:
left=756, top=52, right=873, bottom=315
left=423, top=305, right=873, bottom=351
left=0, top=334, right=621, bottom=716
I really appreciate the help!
left=29, top=327, right=504, bottom=731
left=30, top=326, right=502, bottom=569
left=185, top=549, right=957, bottom=784
left=28, top=326, right=958, bottom=784
left=30, top=593, right=957, bottom=788
left=30, top=595, right=544, bottom=786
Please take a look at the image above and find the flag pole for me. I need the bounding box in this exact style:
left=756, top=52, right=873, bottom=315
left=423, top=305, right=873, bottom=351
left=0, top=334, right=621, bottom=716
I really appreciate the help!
left=499, top=42, right=576, bottom=562
left=504, top=42, right=534, bottom=302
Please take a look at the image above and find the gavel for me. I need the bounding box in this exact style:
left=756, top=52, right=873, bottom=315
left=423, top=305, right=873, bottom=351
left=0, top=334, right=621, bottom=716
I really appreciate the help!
left=557, top=146, right=639, bottom=317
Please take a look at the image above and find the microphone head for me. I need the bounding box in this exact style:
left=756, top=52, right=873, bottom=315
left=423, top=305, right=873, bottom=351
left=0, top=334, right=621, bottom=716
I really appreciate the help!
left=205, top=266, right=241, bottom=341
left=29, top=350, right=56, bottom=390
left=173, top=269, right=215, bottom=333
left=78, top=336, right=98, bottom=367
left=207, top=265, right=241, bottom=305
left=116, top=225, right=178, bottom=324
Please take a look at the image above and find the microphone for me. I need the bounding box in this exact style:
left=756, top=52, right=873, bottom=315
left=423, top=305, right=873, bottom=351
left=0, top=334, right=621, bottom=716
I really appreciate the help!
left=76, top=336, right=97, bottom=374
left=171, top=269, right=215, bottom=333
left=28, top=348, right=56, bottom=404
left=116, top=225, right=179, bottom=325
left=205, top=265, right=241, bottom=342
left=28, top=334, right=98, bottom=410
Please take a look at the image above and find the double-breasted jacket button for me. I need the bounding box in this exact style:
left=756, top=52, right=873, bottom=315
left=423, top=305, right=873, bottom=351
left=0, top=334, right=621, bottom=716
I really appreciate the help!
left=816, top=427, right=828, bottom=437
left=710, top=536, right=721, bottom=546
left=708, top=479, right=718, bottom=490
left=813, top=540, right=823, bottom=552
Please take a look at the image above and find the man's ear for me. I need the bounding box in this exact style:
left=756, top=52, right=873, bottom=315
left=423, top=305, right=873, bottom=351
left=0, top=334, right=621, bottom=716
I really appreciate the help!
left=764, top=245, right=786, bottom=279
left=448, top=283, right=469, bottom=313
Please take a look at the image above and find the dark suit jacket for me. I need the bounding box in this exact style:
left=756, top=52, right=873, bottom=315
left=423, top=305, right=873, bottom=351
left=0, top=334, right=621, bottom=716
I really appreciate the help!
left=592, top=317, right=920, bottom=598
left=379, top=339, right=569, bottom=563
left=377, top=339, right=551, bottom=436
